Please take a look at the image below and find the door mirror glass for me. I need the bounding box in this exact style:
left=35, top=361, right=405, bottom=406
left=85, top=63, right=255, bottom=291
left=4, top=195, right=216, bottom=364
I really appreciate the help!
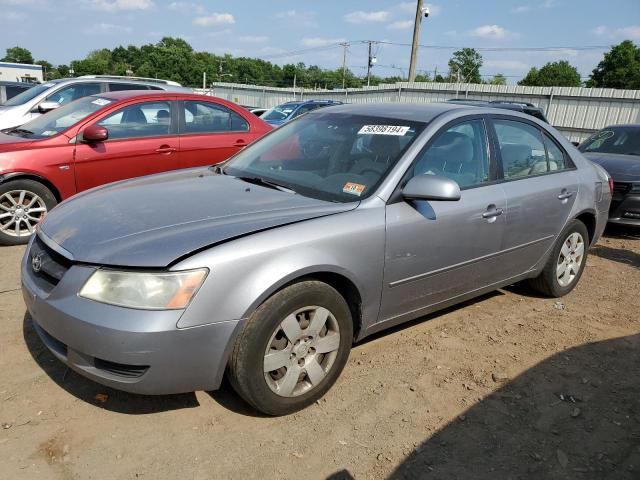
left=83, top=124, right=109, bottom=142
left=38, top=101, right=60, bottom=113
left=402, top=174, right=461, bottom=201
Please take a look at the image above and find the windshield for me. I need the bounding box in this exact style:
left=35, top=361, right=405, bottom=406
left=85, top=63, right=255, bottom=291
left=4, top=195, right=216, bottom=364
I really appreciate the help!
left=223, top=112, right=425, bottom=202
left=579, top=127, right=640, bottom=156
left=6, top=96, right=112, bottom=139
left=3, top=82, right=57, bottom=106
left=262, top=103, right=300, bottom=121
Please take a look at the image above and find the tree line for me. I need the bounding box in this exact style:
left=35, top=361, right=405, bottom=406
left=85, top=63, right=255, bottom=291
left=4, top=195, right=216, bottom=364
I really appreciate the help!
left=2, top=38, right=639, bottom=90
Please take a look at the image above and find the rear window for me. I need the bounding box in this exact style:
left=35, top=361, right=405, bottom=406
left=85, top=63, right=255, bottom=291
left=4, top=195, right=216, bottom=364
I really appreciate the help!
left=579, top=127, right=640, bottom=156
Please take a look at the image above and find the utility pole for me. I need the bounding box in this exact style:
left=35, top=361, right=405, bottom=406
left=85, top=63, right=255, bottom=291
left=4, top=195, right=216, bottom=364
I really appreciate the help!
left=293, top=73, right=297, bottom=100
left=408, top=0, right=425, bottom=83
left=340, top=42, right=348, bottom=89
left=202, top=71, right=206, bottom=90
left=367, top=41, right=373, bottom=87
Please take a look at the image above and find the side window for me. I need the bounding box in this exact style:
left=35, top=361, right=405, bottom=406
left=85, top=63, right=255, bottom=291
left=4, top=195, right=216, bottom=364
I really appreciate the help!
left=183, top=100, right=249, bottom=134
left=46, top=83, right=101, bottom=105
left=543, top=134, right=568, bottom=170
left=97, top=101, right=172, bottom=140
left=412, top=119, right=490, bottom=188
left=494, top=120, right=547, bottom=179
left=292, top=104, right=317, bottom=118
left=108, top=83, right=149, bottom=92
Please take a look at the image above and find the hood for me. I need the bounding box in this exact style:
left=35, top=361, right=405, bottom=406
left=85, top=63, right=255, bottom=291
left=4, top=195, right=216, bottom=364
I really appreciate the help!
left=0, top=105, right=23, bottom=130
left=39, top=168, right=357, bottom=267
left=584, top=152, right=640, bottom=182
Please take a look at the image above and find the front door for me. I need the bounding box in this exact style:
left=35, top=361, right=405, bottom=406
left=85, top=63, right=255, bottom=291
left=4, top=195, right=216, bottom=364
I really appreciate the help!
left=490, top=117, right=580, bottom=277
left=74, top=100, right=180, bottom=192
left=379, top=117, right=507, bottom=323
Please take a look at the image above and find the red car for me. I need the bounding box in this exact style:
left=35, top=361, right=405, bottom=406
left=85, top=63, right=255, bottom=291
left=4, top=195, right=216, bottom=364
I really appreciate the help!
left=0, top=91, right=272, bottom=244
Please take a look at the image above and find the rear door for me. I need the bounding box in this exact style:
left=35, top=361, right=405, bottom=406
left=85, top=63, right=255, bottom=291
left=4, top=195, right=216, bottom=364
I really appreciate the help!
left=489, top=116, right=579, bottom=277
left=178, top=99, right=257, bottom=168
left=73, top=99, right=180, bottom=192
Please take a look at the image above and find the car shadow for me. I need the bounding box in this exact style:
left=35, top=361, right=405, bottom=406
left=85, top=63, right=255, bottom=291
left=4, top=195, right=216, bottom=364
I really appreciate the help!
left=386, top=333, right=640, bottom=479
left=591, top=245, right=640, bottom=269
left=23, top=312, right=200, bottom=414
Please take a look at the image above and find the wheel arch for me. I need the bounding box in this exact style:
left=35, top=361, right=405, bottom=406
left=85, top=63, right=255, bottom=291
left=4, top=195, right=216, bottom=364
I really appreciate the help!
left=0, top=172, right=62, bottom=202
left=243, top=267, right=365, bottom=341
left=573, top=209, right=597, bottom=245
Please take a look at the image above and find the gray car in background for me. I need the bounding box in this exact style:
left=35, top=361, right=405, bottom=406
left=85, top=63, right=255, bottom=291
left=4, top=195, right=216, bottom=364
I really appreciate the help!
left=22, top=103, right=611, bottom=415
left=579, top=124, right=640, bottom=226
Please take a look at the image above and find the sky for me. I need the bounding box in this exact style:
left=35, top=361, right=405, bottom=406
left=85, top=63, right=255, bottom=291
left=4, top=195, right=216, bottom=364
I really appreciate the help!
left=1, top=0, right=639, bottom=83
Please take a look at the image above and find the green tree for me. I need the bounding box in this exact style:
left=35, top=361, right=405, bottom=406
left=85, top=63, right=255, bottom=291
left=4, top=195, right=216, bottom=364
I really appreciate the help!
left=2, top=46, right=34, bottom=64
left=587, top=40, right=640, bottom=90
left=448, top=48, right=483, bottom=83
left=518, top=60, right=581, bottom=87
left=487, top=73, right=507, bottom=86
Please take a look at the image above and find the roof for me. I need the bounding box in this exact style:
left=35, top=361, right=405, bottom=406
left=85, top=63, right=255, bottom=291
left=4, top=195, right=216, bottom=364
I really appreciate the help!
left=89, top=90, right=236, bottom=103
left=316, top=102, right=471, bottom=122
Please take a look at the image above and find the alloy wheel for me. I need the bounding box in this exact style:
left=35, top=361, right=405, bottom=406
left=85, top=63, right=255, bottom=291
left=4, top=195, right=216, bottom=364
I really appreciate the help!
left=0, top=190, right=48, bottom=238
left=263, top=306, right=341, bottom=397
left=556, top=232, right=585, bottom=287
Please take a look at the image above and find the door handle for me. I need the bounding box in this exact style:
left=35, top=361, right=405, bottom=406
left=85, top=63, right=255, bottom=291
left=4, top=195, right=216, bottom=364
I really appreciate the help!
left=156, top=145, right=177, bottom=154
left=482, top=206, right=504, bottom=219
left=558, top=190, right=575, bottom=200
left=233, top=139, right=247, bottom=147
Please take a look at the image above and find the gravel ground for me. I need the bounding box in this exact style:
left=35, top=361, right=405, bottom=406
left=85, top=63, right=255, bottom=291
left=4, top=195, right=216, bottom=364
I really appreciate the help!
left=0, top=227, right=638, bottom=480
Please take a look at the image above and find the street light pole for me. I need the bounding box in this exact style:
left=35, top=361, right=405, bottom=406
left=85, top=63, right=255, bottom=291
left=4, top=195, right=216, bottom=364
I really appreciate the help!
left=340, top=42, right=348, bottom=89
left=408, top=0, right=424, bottom=83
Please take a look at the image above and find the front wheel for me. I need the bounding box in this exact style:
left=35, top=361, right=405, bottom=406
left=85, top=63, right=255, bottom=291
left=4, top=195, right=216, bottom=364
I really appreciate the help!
left=0, top=179, right=57, bottom=246
left=529, top=219, right=589, bottom=297
left=228, top=281, right=353, bottom=416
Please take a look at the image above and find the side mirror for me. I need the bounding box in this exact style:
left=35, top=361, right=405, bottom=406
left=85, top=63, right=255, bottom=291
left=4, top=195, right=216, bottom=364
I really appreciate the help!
left=83, top=124, right=109, bottom=143
left=402, top=174, right=461, bottom=201
left=571, top=141, right=580, bottom=147
left=38, top=101, right=60, bottom=113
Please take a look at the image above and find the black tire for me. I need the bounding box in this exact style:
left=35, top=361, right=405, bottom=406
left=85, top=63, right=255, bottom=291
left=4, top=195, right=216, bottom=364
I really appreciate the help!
left=228, top=281, right=353, bottom=416
left=528, top=219, right=589, bottom=297
left=0, top=179, right=57, bottom=246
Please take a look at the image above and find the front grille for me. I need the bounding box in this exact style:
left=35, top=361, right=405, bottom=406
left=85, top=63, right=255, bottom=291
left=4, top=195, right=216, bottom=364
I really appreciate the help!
left=94, top=358, right=149, bottom=378
left=28, top=235, right=73, bottom=290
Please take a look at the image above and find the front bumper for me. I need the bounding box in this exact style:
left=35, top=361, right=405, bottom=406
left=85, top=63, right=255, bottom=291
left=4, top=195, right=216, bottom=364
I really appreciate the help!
left=21, top=242, right=241, bottom=395
left=609, top=189, right=640, bottom=227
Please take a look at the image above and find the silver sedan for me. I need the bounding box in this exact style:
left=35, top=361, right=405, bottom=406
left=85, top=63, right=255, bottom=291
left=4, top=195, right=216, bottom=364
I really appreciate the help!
left=22, top=103, right=611, bottom=415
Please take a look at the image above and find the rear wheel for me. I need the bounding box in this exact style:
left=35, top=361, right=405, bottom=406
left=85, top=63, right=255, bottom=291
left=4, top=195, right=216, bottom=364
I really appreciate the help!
left=228, top=281, right=353, bottom=416
left=529, top=219, right=589, bottom=297
left=0, top=180, right=57, bottom=245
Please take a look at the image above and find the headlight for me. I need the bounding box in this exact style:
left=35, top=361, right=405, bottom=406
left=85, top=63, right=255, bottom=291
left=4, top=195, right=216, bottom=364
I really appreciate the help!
left=79, top=268, right=208, bottom=310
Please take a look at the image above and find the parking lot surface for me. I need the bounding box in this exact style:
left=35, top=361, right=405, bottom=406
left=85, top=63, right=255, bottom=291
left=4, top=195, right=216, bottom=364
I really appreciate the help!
left=1, top=229, right=639, bottom=479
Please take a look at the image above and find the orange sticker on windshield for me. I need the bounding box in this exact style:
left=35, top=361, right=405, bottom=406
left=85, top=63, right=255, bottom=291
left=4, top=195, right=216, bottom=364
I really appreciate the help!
left=343, top=182, right=366, bottom=196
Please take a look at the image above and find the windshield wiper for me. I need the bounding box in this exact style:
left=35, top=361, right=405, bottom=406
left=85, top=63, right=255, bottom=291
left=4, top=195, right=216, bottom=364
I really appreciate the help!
left=6, top=127, right=34, bottom=137
left=235, top=175, right=296, bottom=194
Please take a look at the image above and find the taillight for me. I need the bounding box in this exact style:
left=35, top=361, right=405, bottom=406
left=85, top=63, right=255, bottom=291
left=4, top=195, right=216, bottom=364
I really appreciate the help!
left=608, top=177, right=614, bottom=195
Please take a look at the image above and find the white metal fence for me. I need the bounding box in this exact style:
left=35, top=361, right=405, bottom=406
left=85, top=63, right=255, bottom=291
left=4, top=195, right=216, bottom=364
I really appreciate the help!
left=197, top=81, right=640, bottom=143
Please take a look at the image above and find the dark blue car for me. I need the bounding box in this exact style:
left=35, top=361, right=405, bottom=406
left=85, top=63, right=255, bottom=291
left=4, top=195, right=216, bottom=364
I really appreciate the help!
left=262, top=100, right=342, bottom=126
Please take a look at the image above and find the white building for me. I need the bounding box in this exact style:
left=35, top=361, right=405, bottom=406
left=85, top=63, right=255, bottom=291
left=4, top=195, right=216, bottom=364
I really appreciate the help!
left=0, top=62, right=43, bottom=83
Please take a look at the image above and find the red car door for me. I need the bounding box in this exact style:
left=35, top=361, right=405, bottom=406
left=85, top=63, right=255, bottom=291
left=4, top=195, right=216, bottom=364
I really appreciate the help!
left=73, top=99, right=180, bottom=192
left=178, top=99, right=263, bottom=168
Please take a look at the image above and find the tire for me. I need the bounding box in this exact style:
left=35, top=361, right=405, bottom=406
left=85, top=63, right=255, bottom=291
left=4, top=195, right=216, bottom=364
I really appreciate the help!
left=529, top=219, right=589, bottom=297
left=0, top=179, right=57, bottom=246
left=228, top=281, right=353, bottom=416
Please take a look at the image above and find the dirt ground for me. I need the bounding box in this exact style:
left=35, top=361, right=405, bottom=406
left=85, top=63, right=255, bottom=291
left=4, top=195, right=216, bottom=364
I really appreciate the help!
left=1, top=227, right=639, bottom=480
